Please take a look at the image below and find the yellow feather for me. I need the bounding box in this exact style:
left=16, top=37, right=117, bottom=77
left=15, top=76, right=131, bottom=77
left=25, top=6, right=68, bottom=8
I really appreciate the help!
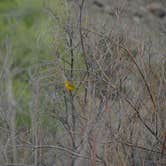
left=65, top=80, right=75, bottom=91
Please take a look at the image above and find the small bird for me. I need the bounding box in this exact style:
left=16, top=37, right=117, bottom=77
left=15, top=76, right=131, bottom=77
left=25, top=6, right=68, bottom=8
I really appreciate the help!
left=65, top=80, right=75, bottom=92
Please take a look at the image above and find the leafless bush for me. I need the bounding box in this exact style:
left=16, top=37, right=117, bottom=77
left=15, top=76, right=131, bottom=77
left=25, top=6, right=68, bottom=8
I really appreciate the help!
left=0, top=0, right=165, bottom=166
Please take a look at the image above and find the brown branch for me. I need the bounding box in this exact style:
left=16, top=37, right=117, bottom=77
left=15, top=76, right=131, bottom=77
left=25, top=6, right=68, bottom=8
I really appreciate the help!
left=124, top=96, right=161, bottom=143
left=78, top=0, right=89, bottom=105
left=161, top=129, right=166, bottom=157
left=79, top=0, right=89, bottom=72
left=119, top=140, right=165, bottom=155
left=14, top=144, right=102, bottom=162
left=120, top=46, right=157, bottom=112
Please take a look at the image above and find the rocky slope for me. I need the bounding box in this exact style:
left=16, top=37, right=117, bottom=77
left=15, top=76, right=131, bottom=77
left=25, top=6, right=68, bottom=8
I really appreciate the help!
left=82, top=0, right=166, bottom=55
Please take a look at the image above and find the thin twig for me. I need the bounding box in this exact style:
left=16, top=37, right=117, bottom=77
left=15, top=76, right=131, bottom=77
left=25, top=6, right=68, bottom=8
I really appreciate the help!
left=120, top=46, right=157, bottom=113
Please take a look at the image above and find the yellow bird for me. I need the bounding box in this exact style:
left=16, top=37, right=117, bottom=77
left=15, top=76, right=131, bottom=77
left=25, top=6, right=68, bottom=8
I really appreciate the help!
left=65, top=80, right=75, bottom=92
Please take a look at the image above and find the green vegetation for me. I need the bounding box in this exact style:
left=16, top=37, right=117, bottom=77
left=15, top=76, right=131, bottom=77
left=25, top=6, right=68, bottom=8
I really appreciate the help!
left=0, top=0, right=66, bottom=128
left=0, top=0, right=165, bottom=165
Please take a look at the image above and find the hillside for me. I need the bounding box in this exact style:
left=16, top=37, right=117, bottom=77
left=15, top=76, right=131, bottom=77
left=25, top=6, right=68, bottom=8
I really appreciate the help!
left=0, top=0, right=165, bottom=165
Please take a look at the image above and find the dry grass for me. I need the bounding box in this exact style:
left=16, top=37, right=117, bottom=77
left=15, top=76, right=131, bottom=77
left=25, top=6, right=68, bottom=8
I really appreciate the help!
left=0, top=0, right=165, bottom=165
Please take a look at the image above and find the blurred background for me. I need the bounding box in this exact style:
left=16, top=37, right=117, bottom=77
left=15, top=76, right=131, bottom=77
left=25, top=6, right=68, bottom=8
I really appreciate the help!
left=0, top=0, right=165, bottom=165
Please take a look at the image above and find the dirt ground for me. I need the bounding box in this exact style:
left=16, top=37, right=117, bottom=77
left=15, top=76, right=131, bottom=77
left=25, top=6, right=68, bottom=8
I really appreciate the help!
left=78, top=0, right=166, bottom=55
